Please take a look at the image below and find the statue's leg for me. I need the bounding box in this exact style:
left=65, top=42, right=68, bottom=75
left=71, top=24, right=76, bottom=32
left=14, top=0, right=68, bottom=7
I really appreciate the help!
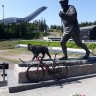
left=72, top=34, right=90, bottom=59
left=60, top=34, right=71, bottom=60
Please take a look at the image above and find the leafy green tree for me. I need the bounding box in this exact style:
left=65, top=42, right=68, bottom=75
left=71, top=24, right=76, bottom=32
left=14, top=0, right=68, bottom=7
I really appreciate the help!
left=0, top=23, right=5, bottom=39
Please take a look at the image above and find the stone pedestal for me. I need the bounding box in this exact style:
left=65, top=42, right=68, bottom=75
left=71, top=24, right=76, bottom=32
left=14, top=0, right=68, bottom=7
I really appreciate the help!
left=14, top=64, right=53, bottom=83
left=14, top=57, right=96, bottom=83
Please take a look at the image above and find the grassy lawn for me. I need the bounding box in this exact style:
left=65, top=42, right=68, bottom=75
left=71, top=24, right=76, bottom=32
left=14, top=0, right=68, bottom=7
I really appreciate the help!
left=0, top=39, right=96, bottom=50
left=17, top=40, right=96, bottom=50
left=0, top=48, right=31, bottom=63
left=0, top=40, right=17, bottom=49
left=0, top=40, right=96, bottom=63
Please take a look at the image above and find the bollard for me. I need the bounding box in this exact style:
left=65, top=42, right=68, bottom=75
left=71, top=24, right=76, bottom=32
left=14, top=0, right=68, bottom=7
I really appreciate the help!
left=0, top=62, right=9, bottom=81
left=3, top=67, right=5, bottom=81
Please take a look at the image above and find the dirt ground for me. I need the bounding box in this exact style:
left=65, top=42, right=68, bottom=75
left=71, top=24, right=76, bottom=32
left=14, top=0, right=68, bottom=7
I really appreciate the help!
left=0, top=47, right=87, bottom=70
left=0, top=48, right=63, bottom=69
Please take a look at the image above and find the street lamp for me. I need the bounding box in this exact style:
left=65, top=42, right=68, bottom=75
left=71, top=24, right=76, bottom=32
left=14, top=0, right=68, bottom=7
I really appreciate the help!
left=2, top=4, right=4, bottom=21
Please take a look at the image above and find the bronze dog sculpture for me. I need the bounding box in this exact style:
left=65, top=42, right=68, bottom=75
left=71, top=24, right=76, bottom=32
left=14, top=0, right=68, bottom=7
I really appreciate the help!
left=27, top=44, right=51, bottom=60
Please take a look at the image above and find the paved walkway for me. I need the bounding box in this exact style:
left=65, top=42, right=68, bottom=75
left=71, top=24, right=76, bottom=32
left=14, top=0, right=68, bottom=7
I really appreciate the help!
left=0, top=76, right=96, bottom=96
left=0, top=54, right=96, bottom=96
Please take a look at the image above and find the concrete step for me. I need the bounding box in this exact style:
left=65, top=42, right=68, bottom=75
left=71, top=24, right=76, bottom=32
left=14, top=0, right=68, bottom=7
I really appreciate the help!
left=7, top=69, right=96, bottom=93
left=7, top=56, right=96, bottom=93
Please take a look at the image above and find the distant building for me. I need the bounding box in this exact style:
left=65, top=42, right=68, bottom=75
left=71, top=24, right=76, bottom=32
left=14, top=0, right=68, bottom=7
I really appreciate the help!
left=43, top=25, right=96, bottom=42
left=80, top=25, right=96, bottom=40
left=43, top=36, right=61, bottom=41
left=0, top=6, right=47, bottom=24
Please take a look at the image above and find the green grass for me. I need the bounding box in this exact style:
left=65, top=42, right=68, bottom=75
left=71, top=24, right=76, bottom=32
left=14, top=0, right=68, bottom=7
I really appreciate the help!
left=0, top=40, right=17, bottom=49
left=17, top=40, right=61, bottom=47
left=0, top=40, right=96, bottom=63
left=0, top=48, right=31, bottom=63
left=0, top=39, right=96, bottom=50
left=17, top=40, right=96, bottom=50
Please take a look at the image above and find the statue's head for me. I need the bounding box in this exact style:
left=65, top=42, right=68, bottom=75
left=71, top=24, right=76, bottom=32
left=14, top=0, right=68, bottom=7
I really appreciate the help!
left=59, top=0, right=69, bottom=10
left=59, top=0, right=69, bottom=4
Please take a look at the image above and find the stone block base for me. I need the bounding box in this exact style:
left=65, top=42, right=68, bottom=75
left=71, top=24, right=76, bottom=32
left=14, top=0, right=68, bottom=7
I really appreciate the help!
left=14, top=63, right=96, bottom=83
left=67, top=64, right=96, bottom=77
left=14, top=64, right=54, bottom=83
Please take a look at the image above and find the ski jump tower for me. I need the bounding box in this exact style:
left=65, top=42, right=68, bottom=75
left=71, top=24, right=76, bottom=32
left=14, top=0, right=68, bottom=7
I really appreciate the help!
left=0, top=6, right=47, bottom=24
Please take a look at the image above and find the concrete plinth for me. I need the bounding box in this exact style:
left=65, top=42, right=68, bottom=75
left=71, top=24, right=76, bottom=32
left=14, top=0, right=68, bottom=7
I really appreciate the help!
left=14, top=64, right=53, bottom=83
left=68, top=64, right=96, bottom=77
left=7, top=56, right=96, bottom=93
left=14, top=63, right=96, bottom=83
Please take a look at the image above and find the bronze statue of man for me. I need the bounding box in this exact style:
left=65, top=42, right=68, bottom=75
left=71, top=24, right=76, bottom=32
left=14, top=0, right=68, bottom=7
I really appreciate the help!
left=59, top=0, right=90, bottom=60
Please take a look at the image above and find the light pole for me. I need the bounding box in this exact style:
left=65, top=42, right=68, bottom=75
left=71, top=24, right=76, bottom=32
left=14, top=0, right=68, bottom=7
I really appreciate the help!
left=2, top=4, right=4, bottom=22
